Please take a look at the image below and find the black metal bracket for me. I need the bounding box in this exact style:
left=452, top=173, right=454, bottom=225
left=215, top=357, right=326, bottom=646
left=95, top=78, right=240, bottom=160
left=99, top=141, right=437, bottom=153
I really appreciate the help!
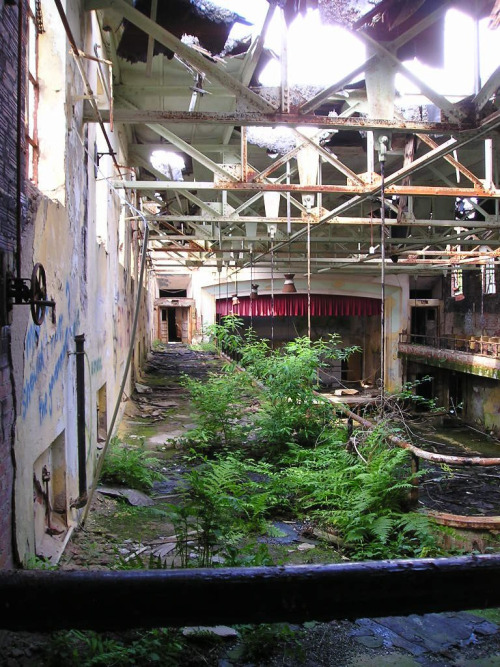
left=96, top=150, right=116, bottom=165
left=8, top=263, right=56, bottom=325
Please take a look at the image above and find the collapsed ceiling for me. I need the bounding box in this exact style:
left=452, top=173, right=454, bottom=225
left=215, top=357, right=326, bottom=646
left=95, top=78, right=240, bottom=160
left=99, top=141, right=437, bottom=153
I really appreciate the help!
left=85, top=0, right=500, bottom=278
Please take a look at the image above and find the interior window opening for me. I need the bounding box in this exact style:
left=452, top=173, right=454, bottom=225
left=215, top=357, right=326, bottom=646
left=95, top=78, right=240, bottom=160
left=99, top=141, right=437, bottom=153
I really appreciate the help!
left=26, top=0, right=43, bottom=183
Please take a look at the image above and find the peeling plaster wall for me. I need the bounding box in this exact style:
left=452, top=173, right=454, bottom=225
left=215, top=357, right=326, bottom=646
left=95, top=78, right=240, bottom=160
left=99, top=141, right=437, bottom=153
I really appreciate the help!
left=403, top=267, right=500, bottom=435
left=468, top=377, right=500, bottom=436
left=443, top=268, right=500, bottom=338
left=10, top=2, right=143, bottom=564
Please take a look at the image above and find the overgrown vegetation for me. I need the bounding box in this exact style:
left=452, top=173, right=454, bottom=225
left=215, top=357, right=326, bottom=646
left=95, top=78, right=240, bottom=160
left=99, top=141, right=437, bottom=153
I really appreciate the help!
left=34, top=322, right=490, bottom=667
left=100, top=318, right=443, bottom=564
left=163, top=317, right=440, bottom=562
left=46, top=628, right=189, bottom=666
left=100, top=437, right=163, bottom=491
left=203, top=316, right=360, bottom=455
left=181, top=370, right=252, bottom=453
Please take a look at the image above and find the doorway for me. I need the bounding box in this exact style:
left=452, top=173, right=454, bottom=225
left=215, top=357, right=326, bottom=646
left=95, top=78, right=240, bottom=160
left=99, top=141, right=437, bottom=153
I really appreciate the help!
left=411, top=306, right=438, bottom=345
left=168, top=308, right=181, bottom=342
left=158, top=306, right=191, bottom=343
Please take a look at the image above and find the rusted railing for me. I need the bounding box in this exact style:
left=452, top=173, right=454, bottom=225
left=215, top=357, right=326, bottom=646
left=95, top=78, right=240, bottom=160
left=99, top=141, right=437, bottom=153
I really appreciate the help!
left=399, top=333, right=500, bottom=358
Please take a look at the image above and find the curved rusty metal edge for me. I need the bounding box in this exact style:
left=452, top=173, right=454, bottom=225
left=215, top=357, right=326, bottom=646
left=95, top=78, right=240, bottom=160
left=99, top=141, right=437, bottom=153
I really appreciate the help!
left=426, top=510, right=500, bottom=530
left=338, top=405, right=500, bottom=467
left=223, top=353, right=500, bottom=468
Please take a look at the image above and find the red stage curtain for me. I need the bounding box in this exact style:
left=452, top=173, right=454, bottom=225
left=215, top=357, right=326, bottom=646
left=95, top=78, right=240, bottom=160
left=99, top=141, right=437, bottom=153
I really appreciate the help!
left=216, top=294, right=381, bottom=317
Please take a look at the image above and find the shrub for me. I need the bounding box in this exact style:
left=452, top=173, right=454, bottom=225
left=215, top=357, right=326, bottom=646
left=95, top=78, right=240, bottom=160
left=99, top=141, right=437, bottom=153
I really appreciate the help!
left=181, top=368, right=252, bottom=453
left=100, top=437, right=163, bottom=491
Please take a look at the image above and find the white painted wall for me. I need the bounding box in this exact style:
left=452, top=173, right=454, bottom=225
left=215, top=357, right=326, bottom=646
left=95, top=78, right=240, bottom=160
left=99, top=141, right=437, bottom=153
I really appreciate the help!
left=11, top=2, right=146, bottom=563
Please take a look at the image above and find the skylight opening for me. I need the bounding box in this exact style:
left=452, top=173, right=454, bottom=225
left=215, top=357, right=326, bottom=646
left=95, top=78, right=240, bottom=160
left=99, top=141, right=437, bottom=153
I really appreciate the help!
left=150, top=150, right=186, bottom=181
left=258, top=8, right=366, bottom=87
left=395, top=9, right=498, bottom=98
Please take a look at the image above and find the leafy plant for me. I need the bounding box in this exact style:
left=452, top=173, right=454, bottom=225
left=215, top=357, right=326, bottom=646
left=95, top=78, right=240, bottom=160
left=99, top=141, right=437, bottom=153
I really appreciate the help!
left=204, top=314, right=245, bottom=356
left=277, top=430, right=437, bottom=560
left=162, top=455, right=279, bottom=567
left=181, top=368, right=251, bottom=454
left=246, top=335, right=357, bottom=453
left=234, top=624, right=305, bottom=663
left=24, top=554, right=58, bottom=570
left=100, top=437, right=163, bottom=491
left=47, top=628, right=184, bottom=666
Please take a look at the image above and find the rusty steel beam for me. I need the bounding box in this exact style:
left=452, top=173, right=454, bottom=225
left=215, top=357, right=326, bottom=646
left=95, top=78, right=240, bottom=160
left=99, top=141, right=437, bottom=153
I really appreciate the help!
left=416, top=135, right=485, bottom=188
left=141, top=215, right=500, bottom=229
left=87, top=106, right=466, bottom=134
left=115, top=180, right=497, bottom=198
left=260, top=113, right=500, bottom=263
left=2, top=556, right=500, bottom=631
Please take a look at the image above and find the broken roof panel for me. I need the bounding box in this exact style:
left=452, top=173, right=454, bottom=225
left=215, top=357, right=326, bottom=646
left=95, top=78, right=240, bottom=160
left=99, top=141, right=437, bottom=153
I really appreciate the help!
left=117, top=0, right=252, bottom=62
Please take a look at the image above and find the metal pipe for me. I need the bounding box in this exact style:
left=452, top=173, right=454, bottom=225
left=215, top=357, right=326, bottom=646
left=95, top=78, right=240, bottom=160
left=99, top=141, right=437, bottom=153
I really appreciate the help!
left=1, top=555, right=500, bottom=631
left=338, top=405, right=500, bottom=467
left=53, top=0, right=122, bottom=178
left=16, top=0, right=23, bottom=280
left=75, top=334, right=87, bottom=499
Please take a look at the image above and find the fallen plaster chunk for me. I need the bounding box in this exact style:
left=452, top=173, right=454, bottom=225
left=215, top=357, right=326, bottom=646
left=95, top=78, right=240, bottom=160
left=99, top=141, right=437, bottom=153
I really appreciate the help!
left=97, top=486, right=154, bottom=507
left=150, top=542, right=177, bottom=559
left=135, top=382, right=152, bottom=394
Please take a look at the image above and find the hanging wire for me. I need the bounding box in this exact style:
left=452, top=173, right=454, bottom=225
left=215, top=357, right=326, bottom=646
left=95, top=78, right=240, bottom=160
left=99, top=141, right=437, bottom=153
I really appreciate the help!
left=307, top=216, right=311, bottom=339
left=217, top=266, right=221, bottom=323
left=370, top=209, right=374, bottom=253
left=250, top=246, right=253, bottom=328
left=379, top=137, right=389, bottom=407
left=271, top=241, right=275, bottom=348
left=286, top=160, right=291, bottom=236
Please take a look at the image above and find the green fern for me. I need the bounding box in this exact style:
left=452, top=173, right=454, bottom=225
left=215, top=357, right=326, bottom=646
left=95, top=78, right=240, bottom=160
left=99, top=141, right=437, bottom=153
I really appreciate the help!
left=370, top=515, right=395, bottom=544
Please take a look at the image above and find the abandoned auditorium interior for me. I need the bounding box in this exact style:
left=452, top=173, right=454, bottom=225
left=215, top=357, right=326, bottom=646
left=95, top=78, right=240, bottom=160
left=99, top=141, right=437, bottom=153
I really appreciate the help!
left=2, top=0, right=500, bottom=635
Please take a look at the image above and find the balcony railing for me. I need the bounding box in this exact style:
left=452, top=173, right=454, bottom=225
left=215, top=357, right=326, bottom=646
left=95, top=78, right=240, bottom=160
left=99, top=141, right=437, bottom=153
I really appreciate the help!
left=399, top=333, right=500, bottom=359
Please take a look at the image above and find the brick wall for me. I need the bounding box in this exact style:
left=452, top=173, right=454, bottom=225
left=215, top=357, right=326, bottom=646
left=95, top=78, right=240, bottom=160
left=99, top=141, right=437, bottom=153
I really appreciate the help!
left=0, top=1, right=24, bottom=568
left=0, top=3, right=20, bottom=254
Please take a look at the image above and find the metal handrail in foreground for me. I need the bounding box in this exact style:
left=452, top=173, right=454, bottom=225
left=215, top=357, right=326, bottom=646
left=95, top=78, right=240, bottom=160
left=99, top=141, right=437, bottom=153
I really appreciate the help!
left=1, top=555, right=500, bottom=631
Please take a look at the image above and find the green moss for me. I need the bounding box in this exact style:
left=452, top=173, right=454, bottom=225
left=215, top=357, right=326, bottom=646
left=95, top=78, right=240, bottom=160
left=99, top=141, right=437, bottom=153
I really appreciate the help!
left=467, top=608, right=500, bottom=624
left=98, top=505, right=175, bottom=543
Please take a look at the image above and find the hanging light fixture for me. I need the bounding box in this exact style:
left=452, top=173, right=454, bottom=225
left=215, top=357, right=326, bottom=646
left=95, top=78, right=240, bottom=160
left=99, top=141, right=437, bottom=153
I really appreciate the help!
left=282, top=273, right=297, bottom=293
left=232, top=268, right=240, bottom=308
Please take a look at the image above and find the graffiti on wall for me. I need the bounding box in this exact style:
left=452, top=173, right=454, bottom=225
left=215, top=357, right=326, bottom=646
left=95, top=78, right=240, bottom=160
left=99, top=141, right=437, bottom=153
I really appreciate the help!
left=90, top=357, right=102, bottom=375
left=21, top=280, right=80, bottom=424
